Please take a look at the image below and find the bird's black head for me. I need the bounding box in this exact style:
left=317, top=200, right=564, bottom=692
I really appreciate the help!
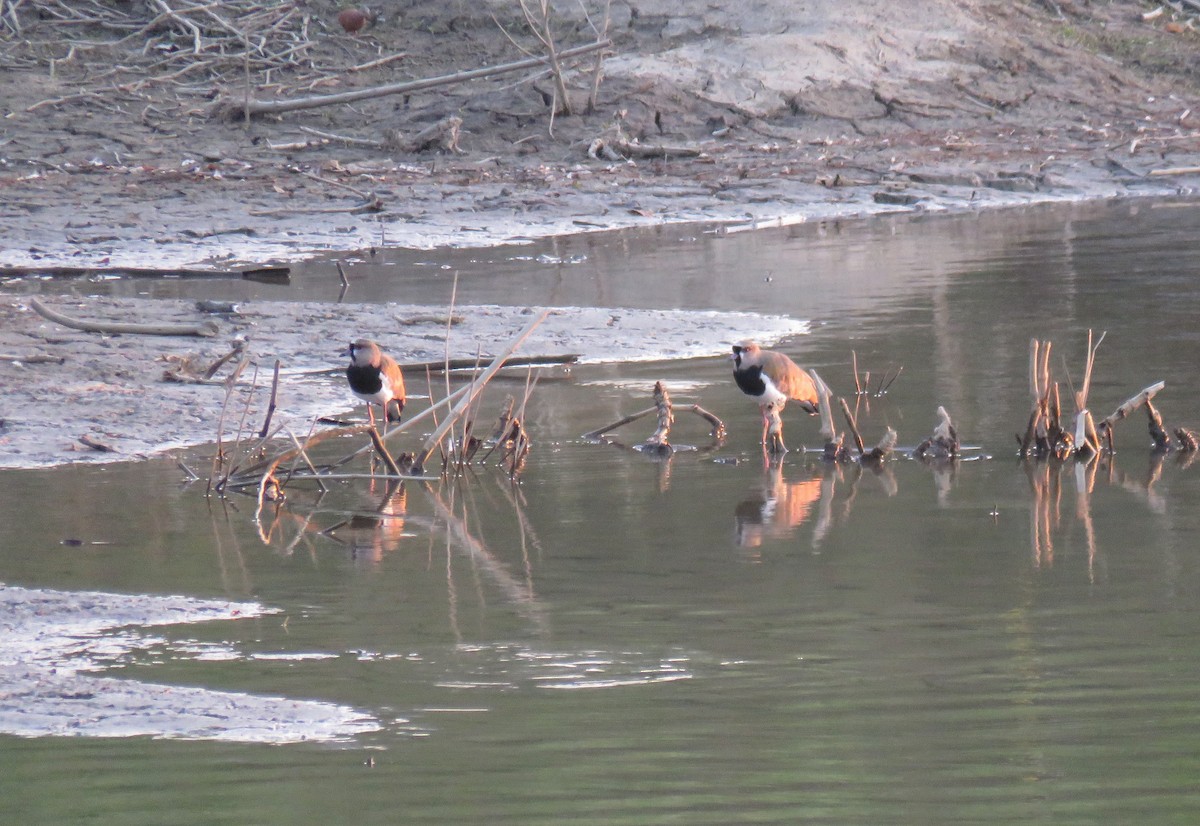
left=731, top=343, right=744, bottom=367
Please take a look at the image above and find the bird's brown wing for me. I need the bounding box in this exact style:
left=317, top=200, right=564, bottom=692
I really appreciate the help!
left=762, top=350, right=819, bottom=408
left=380, top=354, right=406, bottom=400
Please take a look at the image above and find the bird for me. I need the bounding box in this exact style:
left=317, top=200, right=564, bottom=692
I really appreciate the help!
left=731, top=340, right=819, bottom=452
left=345, top=339, right=405, bottom=427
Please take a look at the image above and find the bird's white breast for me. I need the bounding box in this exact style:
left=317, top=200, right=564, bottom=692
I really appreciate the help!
left=758, top=373, right=788, bottom=407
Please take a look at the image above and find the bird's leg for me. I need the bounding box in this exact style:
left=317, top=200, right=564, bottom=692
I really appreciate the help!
left=765, top=402, right=788, bottom=454
left=760, top=409, right=770, bottom=446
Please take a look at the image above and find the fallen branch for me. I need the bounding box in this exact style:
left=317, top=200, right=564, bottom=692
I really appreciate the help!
left=30, top=297, right=219, bottom=337
left=78, top=434, right=116, bottom=452
left=210, top=38, right=611, bottom=120
left=1101, top=380, right=1166, bottom=425
left=587, top=136, right=703, bottom=160
left=1146, top=398, right=1170, bottom=452
left=0, top=353, right=65, bottom=364
left=162, top=340, right=247, bottom=383
left=863, top=427, right=898, bottom=461
left=407, top=353, right=578, bottom=373
left=1148, top=166, right=1200, bottom=176
left=382, top=116, right=464, bottom=154
left=6, top=265, right=289, bottom=282
left=582, top=405, right=657, bottom=440
left=914, top=406, right=960, bottom=460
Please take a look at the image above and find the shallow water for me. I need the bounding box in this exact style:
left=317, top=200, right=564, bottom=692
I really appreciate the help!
left=4, top=199, right=1200, bottom=824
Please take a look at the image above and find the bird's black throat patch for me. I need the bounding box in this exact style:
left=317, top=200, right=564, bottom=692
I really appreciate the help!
left=346, top=364, right=384, bottom=395
left=733, top=365, right=767, bottom=397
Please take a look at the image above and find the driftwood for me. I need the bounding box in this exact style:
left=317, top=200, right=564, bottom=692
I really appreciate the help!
left=1019, top=338, right=1071, bottom=458
left=210, top=38, right=611, bottom=120
left=488, top=398, right=532, bottom=477
left=587, top=136, right=703, bottom=161
left=640, top=382, right=675, bottom=456
left=30, top=297, right=219, bottom=338
left=383, top=116, right=464, bottom=155
left=0, top=353, right=65, bottom=364
left=413, top=353, right=579, bottom=372
left=581, top=384, right=725, bottom=446
left=1096, top=380, right=1165, bottom=453
left=1148, top=166, right=1200, bottom=177
left=78, top=434, right=116, bottom=452
left=162, top=340, right=248, bottom=384
left=914, top=406, right=960, bottom=460
left=863, top=427, right=898, bottom=461
left=1020, top=333, right=1179, bottom=458
left=4, top=265, right=289, bottom=281
left=1070, top=330, right=1105, bottom=458
left=293, top=118, right=466, bottom=155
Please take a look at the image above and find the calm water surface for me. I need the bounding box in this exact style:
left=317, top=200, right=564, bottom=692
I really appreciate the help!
left=3, top=199, right=1200, bottom=824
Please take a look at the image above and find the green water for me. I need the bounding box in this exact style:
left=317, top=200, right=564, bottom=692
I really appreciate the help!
left=3, top=199, right=1200, bottom=824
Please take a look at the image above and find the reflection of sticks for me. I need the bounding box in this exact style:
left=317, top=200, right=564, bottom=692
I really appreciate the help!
left=229, top=424, right=373, bottom=489
left=419, top=486, right=548, bottom=634
left=1075, top=461, right=1099, bottom=583
left=30, top=297, right=219, bottom=337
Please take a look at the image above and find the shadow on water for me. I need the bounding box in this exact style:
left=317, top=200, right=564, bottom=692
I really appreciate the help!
left=4, top=198, right=1200, bottom=823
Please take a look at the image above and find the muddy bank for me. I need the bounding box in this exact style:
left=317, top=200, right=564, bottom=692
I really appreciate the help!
left=0, top=296, right=807, bottom=468
left=2, top=1, right=1200, bottom=466
left=2, top=1, right=1200, bottom=268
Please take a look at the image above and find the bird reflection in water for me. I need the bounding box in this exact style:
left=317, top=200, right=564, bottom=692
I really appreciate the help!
left=734, top=463, right=824, bottom=555
left=324, top=479, right=408, bottom=566
left=734, top=459, right=899, bottom=557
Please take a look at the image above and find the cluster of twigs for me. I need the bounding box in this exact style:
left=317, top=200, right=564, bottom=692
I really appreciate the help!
left=200, top=309, right=552, bottom=536
left=1018, top=331, right=1196, bottom=460
left=583, top=381, right=726, bottom=456
left=8, top=0, right=322, bottom=98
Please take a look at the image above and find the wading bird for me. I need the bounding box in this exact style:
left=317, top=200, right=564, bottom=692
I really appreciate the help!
left=731, top=340, right=818, bottom=452
left=345, top=339, right=406, bottom=427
